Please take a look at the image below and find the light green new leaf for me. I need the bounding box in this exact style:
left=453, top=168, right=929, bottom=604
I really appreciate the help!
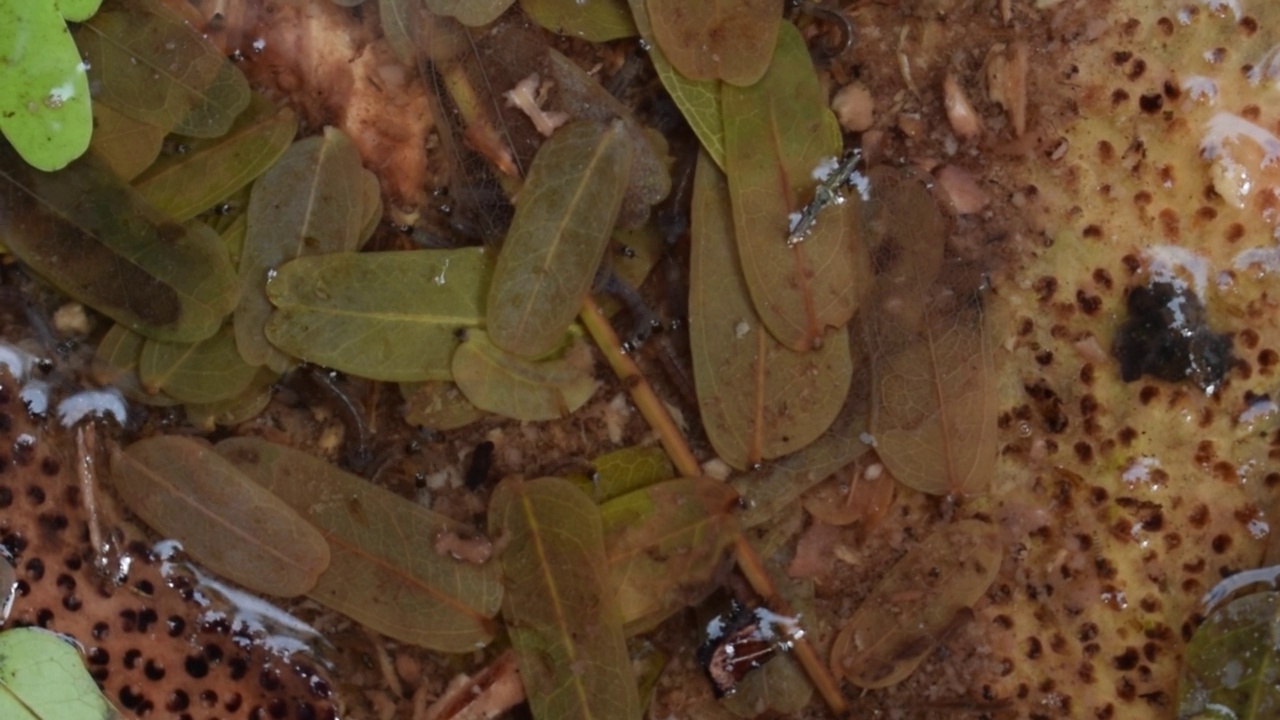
left=56, top=0, right=103, bottom=22
left=218, top=437, right=503, bottom=652
left=490, top=476, right=642, bottom=720
left=110, top=436, right=331, bottom=597
left=690, top=153, right=852, bottom=469
left=1178, top=591, right=1280, bottom=718
left=453, top=330, right=597, bottom=422
left=0, top=627, right=122, bottom=720
left=573, top=446, right=674, bottom=503
left=92, top=323, right=180, bottom=406
left=520, top=0, right=636, bottom=41
left=139, top=323, right=261, bottom=404
left=425, top=0, right=513, bottom=27
left=265, top=248, right=492, bottom=381
left=488, top=119, right=633, bottom=358
left=88, top=102, right=166, bottom=181
left=134, top=95, right=297, bottom=221
left=0, top=1, right=93, bottom=171
left=75, top=0, right=250, bottom=137
left=647, top=0, right=781, bottom=86
left=0, top=147, right=239, bottom=343
left=722, top=22, right=868, bottom=351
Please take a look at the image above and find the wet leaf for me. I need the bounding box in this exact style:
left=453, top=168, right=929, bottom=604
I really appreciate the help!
left=452, top=330, right=597, bottom=421
left=425, top=0, right=513, bottom=27
left=487, top=119, right=633, bottom=358
left=802, top=455, right=896, bottom=528
left=690, top=153, right=852, bottom=469
left=134, top=95, right=297, bottom=221
left=574, top=446, right=674, bottom=503
left=217, top=437, right=503, bottom=652
left=520, top=0, right=636, bottom=41
left=602, top=478, right=739, bottom=635
left=1178, top=591, right=1280, bottom=718
left=829, top=519, right=1002, bottom=689
left=647, top=0, right=781, bottom=87
left=92, top=323, right=180, bottom=406
left=235, top=127, right=377, bottom=369
left=0, top=1, right=93, bottom=171
left=109, top=436, right=331, bottom=597
left=0, top=627, right=122, bottom=720
left=88, top=102, right=166, bottom=181
left=138, top=324, right=261, bottom=404
left=379, top=0, right=421, bottom=64
left=184, top=368, right=277, bottom=431
left=0, top=147, right=240, bottom=343
left=75, top=0, right=250, bottom=137
left=56, top=0, right=103, bottom=22
left=401, top=381, right=488, bottom=430
left=721, top=578, right=815, bottom=717
left=265, top=248, right=491, bottom=381
left=489, top=476, right=641, bottom=720
left=722, top=23, right=868, bottom=351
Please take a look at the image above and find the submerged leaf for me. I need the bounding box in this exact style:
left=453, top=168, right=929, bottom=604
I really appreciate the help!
left=401, top=381, right=488, bottom=430
left=520, top=0, right=636, bottom=41
left=829, top=519, right=1002, bottom=689
left=0, top=146, right=239, bottom=343
left=425, top=0, right=514, bottom=27
left=92, top=323, right=180, bottom=406
left=109, top=436, right=331, bottom=597
left=1178, top=591, right=1280, bottom=717
left=265, top=248, right=491, bottom=381
left=138, top=324, right=260, bottom=404
left=647, top=0, right=782, bottom=86
left=452, top=330, right=597, bottom=421
left=218, top=438, right=503, bottom=652
left=184, top=368, right=277, bottom=431
left=690, top=153, right=852, bottom=469
left=574, top=446, right=674, bottom=503
left=722, top=23, right=869, bottom=351
left=379, top=0, right=421, bottom=64
left=0, top=627, right=122, bottom=720
left=88, top=102, right=166, bottom=181
left=489, top=476, right=641, bottom=720
left=487, top=119, right=633, bottom=358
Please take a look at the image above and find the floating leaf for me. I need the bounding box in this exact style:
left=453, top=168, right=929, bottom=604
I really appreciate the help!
left=265, top=248, right=492, bottom=381
left=602, top=478, right=739, bottom=635
left=489, top=476, right=641, bottom=720
left=56, top=0, right=104, bottom=22
left=574, top=446, right=674, bottom=503
left=138, top=324, right=261, bottom=404
left=488, top=119, right=633, bottom=358
left=1178, top=591, right=1280, bottom=717
left=452, top=330, right=597, bottom=422
left=802, top=455, right=896, bottom=528
left=0, top=1, right=93, bottom=171
left=379, top=0, right=421, bottom=64
left=0, top=627, right=122, bottom=720
left=401, top=381, right=488, bottom=430
left=75, top=0, right=250, bottom=137
left=0, top=147, right=240, bottom=343
left=88, top=102, right=166, bottom=181
left=184, top=367, right=277, bottom=431
left=92, top=323, right=180, bottom=406
left=109, top=436, right=331, bottom=597
left=520, top=0, right=636, bottom=41
left=722, top=23, right=869, bottom=351
left=829, top=519, right=1001, bottom=689
left=425, top=0, right=513, bottom=27
left=235, top=127, right=376, bottom=369
left=134, top=95, right=297, bottom=221
left=647, top=0, right=781, bottom=87
left=690, top=152, right=852, bottom=469
left=217, top=437, right=503, bottom=652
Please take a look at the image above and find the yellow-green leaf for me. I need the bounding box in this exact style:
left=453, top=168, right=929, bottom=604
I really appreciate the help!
left=520, top=0, right=636, bottom=41
left=452, top=330, right=597, bottom=422
left=138, top=323, right=260, bottom=404
left=573, top=445, right=674, bottom=503
left=91, top=323, right=180, bottom=406
left=88, top=102, right=166, bottom=181
left=184, top=368, right=277, bottom=431
left=425, top=0, right=513, bottom=27
left=217, top=437, right=503, bottom=652
left=1178, top=591, right=1280, bottom=718
left=265, top=248, right=492, bottom=381
left=401, top=381, right=488, bottom=430
left=489, top=476, right=641, bottom=720
left=56, top=0, right=103, bottom=22
left=0, top=627, right=122, bottom=720
left=109, top=436, right=331, bottom=597
left=646, top=0, right=781, bottom=87
left=488, top=119, right=633, bottom=358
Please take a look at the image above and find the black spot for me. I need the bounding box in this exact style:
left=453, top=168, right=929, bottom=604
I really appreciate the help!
left=24, top=557, right=44, bottom=581
left=167, top=615, right=186, bottom=637
left=166, top=690, right=190, bottom=712
left=124, top=648, right=142, bottom=669
left=1112, top=281, right=1232, bottom=391
left=184, top=654, right=209, bottom=678
left=144, top=659, right=166, bottom=681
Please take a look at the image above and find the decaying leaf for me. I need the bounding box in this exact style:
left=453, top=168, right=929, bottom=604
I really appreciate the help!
left=425, top=0, right=514, bottom=27
left=0, top=146, right=239, bottom=343
left=489, top=476, right=641, bottom=720
left=138, top=323, right=260, bottom=404
left=0, top=627, right=123, bottom=720
left=109, top=436, right=331, bottom=597
left=401, top=381, right=488, bottom=430
left=452, top=330, right=598, bottom=421
left=487, top=119, right=633, bottom=358
left=801, top=455, right=896, bottom=528
left=265, top=248, right=492, bottom=381
left=88, top=102, right=166, bottom=181
left=690, top=152, right=852, bottom=469
left=573, top=445, right=674, bottom=503
left=1177, top=591, right=1280, bottom=718
left=520, top=0, right=636, bottom=41
left=217, top=438, right=503, bottom=652
left=829, top=519, right=1002, bottom=689
left=647, top=0, right=782, bottom=87
left=722, top=22, right=869, bottom=351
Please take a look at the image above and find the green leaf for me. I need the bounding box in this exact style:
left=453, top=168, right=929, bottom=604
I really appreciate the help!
left=425, top=0, right=513, bottom=27
left=829, top=519, right=1002, bottom=689
left=401, top=381, right=488, bottom=430
left=520, top=0, right=637, bottom=41
left=646, top=0, right=782, bottom=86
left=74, top=0, right=250, bottom=137
left=183, top=367, right=277, bottom=431
left=488, top=119, right=633, bottom=358
left=134, top=95, right=297, bottom=221
left=452, top=330, right=597, bottom=422
left=109, top=436, right=331, bottom=597
left=91, top=323, right=180, bottom=406
left=235, top=127, right=376, bottom=369
left=0, top=147, right=240, bottom=343
left=138, top=323, right=261, bottom=404
left=0, top=1, right=93, bottom=171
left=1178, top=591, right=1280, bottom=718
left=489, top=476, right=642, bottom=720
left=690, top=152, right=852, bottom=469
left=722, top=22, right=869, bottom=351
left=379, top=0, right=420, bottom=64
left=573, top=445, right=674, bottom=503
left=265, top=248, right=492, bottom=381
left=0, top=627, right=122, bottom=720
left=87, top=102, right=166, bottom=181
left=55, top=0, right=104, bottom=22
left=217, top=437, right=504, bottom=653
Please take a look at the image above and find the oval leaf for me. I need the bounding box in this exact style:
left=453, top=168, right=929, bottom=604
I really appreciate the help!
left=1178, top=591, right=1280, bottom=717
left=520, top=0, right=636, bottom=41
left=184, top=367, right=277, bottom=431
left=138, top=323, right=261, bottom=404
left=379, top=0, right=420, bottom=64
left=574, top=445, right=674, bottom=503
left=487, top=119, right=634, bottom=358
left=109, top=436, right=331, bottom=597
left=56, top=0, right=103, bottom=22
left=489, top=476, right=641, bottom=720
left=265, top=248, right=492, bottom=381
left=0, top=627, right=122, bottom=720
left=425, top=0, right=513, bottom=27
left=401, top=381, right=487, bottom=430
left=92, top=323, right=180, bottom=406
left=452, top=330, right=597, bottom=422
left=217, top=437, right=503, bottom=652
left=647, top=0, right=782, bottom=87
left=88, top=102, right=166, bottom=181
